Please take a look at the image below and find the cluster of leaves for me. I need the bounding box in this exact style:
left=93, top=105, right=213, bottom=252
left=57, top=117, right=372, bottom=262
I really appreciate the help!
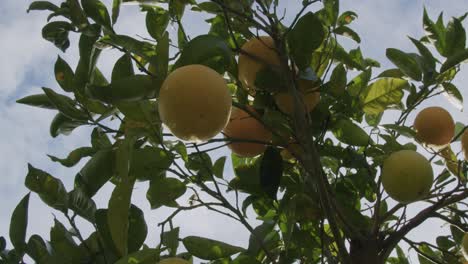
left=2, top=0, right=468, bottom=264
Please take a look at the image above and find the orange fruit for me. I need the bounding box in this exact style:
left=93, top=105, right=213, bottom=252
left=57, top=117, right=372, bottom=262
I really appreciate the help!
left=158, top=65, right=232, bottom=142
left=413, top=106, right=455, bottom=147
left=238, top=36, right=280, bottom=91
left=223, top=106, right=272, bottom=157
left=462, top=130, right=468, bottom=160
left=381, top=150, right=434, bottom=204
left=274, top=79, right=320, bottom=115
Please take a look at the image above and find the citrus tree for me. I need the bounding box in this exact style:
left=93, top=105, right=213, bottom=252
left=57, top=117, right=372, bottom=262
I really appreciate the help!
left=2, top=0, right=468, bottom=263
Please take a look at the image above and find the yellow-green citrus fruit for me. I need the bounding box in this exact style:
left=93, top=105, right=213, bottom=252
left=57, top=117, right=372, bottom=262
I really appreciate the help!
left=238, top=36, right=280, bottom=91
left=223, top=106, right=272, bottom=157
left=462, top=130, right=468, bottom=160
left=274, top=79, right=320, bottom=115
left=462, top=232, right=468, bottom=260
left=158, top=65, right=232, bottom=142
left=158, top=257, right=190, bottom=264
left=414, top=106, right=455, bottom=147
left=381, top=150, right=434, bottom=204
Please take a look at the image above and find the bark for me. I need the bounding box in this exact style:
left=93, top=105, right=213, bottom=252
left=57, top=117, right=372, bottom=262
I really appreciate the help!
left=350, top=238, right=382, bottom=264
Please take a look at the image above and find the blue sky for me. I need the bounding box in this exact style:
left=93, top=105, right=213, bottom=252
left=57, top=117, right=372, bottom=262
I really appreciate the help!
left=1, top=0, right=467, bottom=263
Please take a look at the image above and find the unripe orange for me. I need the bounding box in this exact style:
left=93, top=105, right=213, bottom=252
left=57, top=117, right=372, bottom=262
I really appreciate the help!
left=158, top=65, right=232, bottom=142
left=413, top=106, right=455, bottom=147
left=158, top=257, right=190, bottom=264
left=238, top=36, right=280, bottom=91
left=223, top=106, right=272, bottom=157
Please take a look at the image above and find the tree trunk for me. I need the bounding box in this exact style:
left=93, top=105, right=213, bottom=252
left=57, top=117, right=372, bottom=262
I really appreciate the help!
left=349, top=238, right=382, bottom=264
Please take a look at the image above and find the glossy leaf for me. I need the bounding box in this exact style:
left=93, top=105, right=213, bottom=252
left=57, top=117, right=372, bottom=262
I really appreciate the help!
left=260, top=147, right=283, bottom=200
left=445, top=17, right=466, bottom=56
left=386, top=48, right=422, bottom=81
left=127, top=205, right=148, bottom=253
left=328, top=63, right=347, bottom=96
left=174, top=34, right=233, bottom=73
left=75, top=149, right=115, bottom=197
left=409, top=37, right=437, bottom=72
left=9, top=193, right=30, bottom=256
left=42, top=88, right=88, bottom=121
left=48, top=147, right=96, bottom=167
left=27, top=1, right=59, bottom=13
left=68, top=188, right=97, bottom=223
left=54, top=56, right=75, bottom=92
left=423, top=9, right=447, bottom=56
left=16, top=94, right=56, bottom=110
left=105, top=34, right=156, bottom=60
left=26, top=235, right=53, bottom=263
left=183, top=236, right=244, bottom=260
left=440, top=49, right=468, bottom=73
left=288, top=12, right=325, bottom=69
left=146, top=176, right=186, bottom=209
left=112, top=0, right=122, bottom=25
left=50, top=113, right=86, bottom=138
left=81, top=0, right=112, bottom=29
left=112, top=53, right=134, bottom=82
left=50, top=219, right=84, bottom=263
left=334, top=26, right=360, bottom=43
left=338, top=11, right=358, bottom=26
left=361, top=78, right=408, bottom=115
left=146, top=7, right=170, bottom=41
left=91, top=127, right=112, bottom=149
left=25, top=164, right=68, bottom=212
left=87, top=75, right=161, bottom=103
left=212, top=156, right=226, bottom=179
left=332, top=119, right=371, bottom=146
left=41, top=21, right=73, bottom=52
left=108, top=178, right=134, bottom=257
left=155, top=31, right=169, bottom=79
left=131, top=146, right=173, bottom=181
left=161, top=227, right=179, bottom=255
left=441, top=82, right=463, bottom=111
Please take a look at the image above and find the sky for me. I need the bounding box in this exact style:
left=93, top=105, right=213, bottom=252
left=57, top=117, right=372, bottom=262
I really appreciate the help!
left=0, top=0, right=467, bottom=263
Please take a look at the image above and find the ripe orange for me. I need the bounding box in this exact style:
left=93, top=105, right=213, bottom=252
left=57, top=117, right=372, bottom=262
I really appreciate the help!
left=413, top=106, right=455, bottom=147
left=274, top=79, right=320, bottom=115
left=238, top=36, right=280, bottom=91
left=381, top=150, right=434, bottom=204
left=158, top=65, right=232, bottom=142
left=462, top=130, right=468, bottom=160
left=223, top=106, right=272, bottom=157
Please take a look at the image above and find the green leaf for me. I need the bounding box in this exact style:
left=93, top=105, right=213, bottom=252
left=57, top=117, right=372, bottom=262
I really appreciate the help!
left=68, top=0, right=89, bottom=29
left=114, top=249, right=160, bottom=264
left=131, top=146, right=173, bottom=181
left=25, top=164, right=68, bottom=212
left=27, top=1, right=59, bottom=13
left=50, top=219, right=84, bottom=263
left=247, top=221, right=276, bottom=255
left=174, top=34, right=233, bottom=73
left=108, top=178, right=134, bottom=257
left=75, top=149, right=115, bottom=197
left=54, top=56, right=75, bottom=92
left=42, top=88, right=88, bottom=121
left=332, top=119, right=371, bottom=146
left=91, top=127, right=112, bottom=149
left=445, top=17, right=466, bottom=56
left=146, top=176, right=186, bottom=209
left=423, top=9, right=447, bottom=56
left=338, top=11, right=358, bottom=26
left=50, top=113, right=86, bottom=138
left=323, top=0, right=339, bottom=25
left=16, top=94, right=56, bottom=110
left=112, top=53, right=134, bottom=82
left=105, top=34, right=156, bottom=60
left=441, top=82, right=463, bottom=111
left=161, top=227, right=179, bottom=255
left=386, top=48, right=422, bottom=81
left=409, top=37, right=437, bottom=71
left=212, top=156, right=226, bottom=179
left=26, top=235, right=53, bottom=263
left=334, top=26, right=360, bottom=43
left=9, top=193, right=30, bottom=257
left=376, top=68, right=404, bottom=79
left=361, top=78, right=408, bottom=115
left=81, top=0, right=112, bottom=29
left=288, top=12, right=325, bottom=69
left=146, top=7, right=170, bottom=41
left=183, top=236, right=244, bottom=260
left=348, top=68, right=371, bottom=96
left=440, top=49, right=468, bottom=73
left=260, top=147, right=283, bottom=200
left=112, top=0, right=122, bottom=25
left=127, top=205, right=148, bottom=253
left=68, top=188, right=97, bottom=223
left=0, top=236, right=5, bottom=251
left=328, top=63, right=347, bottom=96
left=229, top=155, right=262, bottom=195
left=42, top=21, right=73, bottom=52
left=95, top=209, right=119, bottom=257
left=382, top=124, right=416, bottom=138
left=87, top=75, right=161, bottom=103
left=155, top=32, right=169, bottom=79
left=48, top=147, right=96, bottom=167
